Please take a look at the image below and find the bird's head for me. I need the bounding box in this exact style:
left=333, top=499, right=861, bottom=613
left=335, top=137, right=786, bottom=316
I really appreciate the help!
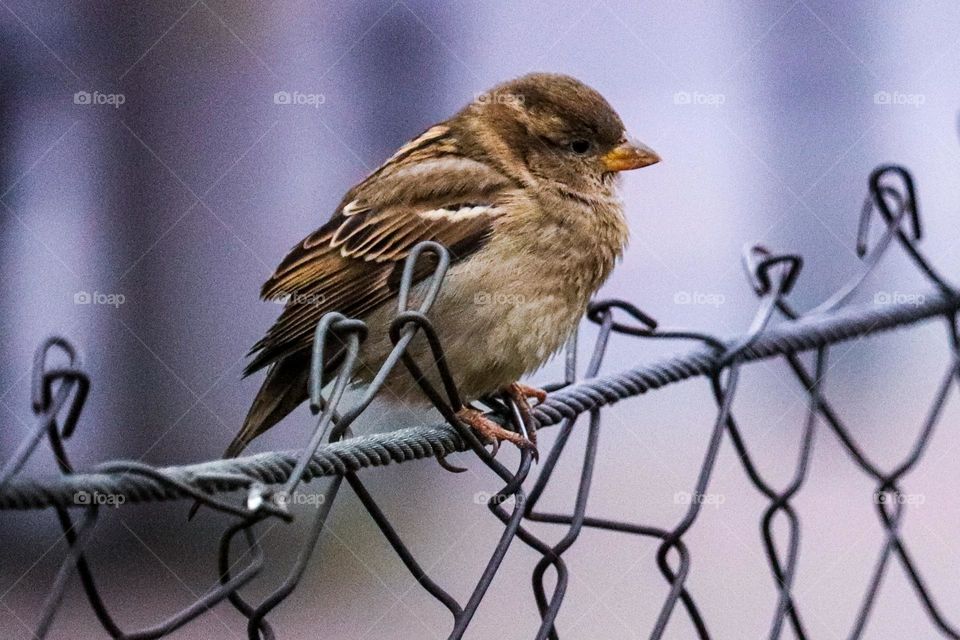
left=462, top=72, right=660, bottom=190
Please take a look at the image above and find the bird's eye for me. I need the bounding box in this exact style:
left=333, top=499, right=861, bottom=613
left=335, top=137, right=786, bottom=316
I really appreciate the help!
left=569, top=139, right=592, bottom=154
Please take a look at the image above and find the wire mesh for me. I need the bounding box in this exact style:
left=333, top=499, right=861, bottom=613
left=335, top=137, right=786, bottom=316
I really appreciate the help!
left=1, top=162, right=958, bottom=639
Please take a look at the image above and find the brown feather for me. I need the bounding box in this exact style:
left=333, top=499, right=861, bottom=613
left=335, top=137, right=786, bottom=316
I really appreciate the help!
left=226, top=351, right=314, bottom=458
left=246, top=128, right=511, bottom=376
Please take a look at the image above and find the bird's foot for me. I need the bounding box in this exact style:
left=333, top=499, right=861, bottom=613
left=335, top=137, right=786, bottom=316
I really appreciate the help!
left=506, top=382, right=548, bottom=405
left=501, top=382, right=546, bottom=449
left=456, top=406, right=538, bottom=461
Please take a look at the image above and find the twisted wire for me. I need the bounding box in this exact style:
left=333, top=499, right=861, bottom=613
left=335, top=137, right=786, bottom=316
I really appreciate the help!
left=1, top=289, right=955, bottom=512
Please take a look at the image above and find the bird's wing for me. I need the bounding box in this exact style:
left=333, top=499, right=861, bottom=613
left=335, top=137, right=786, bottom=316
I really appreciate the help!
left=245, top=124, right=517, bottom=374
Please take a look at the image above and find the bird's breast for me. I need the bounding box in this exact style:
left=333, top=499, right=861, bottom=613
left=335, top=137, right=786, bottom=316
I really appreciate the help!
left=354, top=193, right=629, bottom=402
left=428, top=194, right=628, bottom=394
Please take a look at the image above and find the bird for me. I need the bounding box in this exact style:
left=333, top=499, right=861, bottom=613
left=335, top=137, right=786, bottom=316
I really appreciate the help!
left=225, top=72, right=659, bottom=461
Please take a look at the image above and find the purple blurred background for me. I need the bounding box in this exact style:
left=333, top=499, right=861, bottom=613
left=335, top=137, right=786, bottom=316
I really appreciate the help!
left=2, top=1, right=960, bottom=638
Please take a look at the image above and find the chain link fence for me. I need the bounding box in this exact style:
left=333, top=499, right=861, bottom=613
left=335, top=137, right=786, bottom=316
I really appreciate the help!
left=1, top=163, right=958, bottom=639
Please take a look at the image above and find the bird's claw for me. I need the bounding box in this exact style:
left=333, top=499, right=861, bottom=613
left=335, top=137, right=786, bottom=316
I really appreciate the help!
left=435, top=451, right=468, bottom=473
left=502, top=382, right=546, bottom=450
left=508, top=382, right=548, bottom=405
left=455, top=407, right=537, bottom=460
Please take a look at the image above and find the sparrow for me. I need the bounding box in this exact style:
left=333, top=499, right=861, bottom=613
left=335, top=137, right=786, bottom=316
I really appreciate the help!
left=225, top=72, right=659, bottom=460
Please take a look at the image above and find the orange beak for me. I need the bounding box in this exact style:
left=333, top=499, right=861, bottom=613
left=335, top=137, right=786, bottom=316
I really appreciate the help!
left=601, top=138, right=661, bottom=172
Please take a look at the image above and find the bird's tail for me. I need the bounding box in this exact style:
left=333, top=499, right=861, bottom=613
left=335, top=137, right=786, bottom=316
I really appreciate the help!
left=224, top=351, right=312, bottom=459
left=188, top=348, right=346, bottom=520
left=188, top=353, right=310, bottom=521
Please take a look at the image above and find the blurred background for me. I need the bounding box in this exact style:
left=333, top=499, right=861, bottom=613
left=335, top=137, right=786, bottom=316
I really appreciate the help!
left=2, top=1, right=960, bottom=638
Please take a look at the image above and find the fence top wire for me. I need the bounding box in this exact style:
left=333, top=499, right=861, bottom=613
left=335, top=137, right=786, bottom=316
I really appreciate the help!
left=1, top=287, right=956, bottom=512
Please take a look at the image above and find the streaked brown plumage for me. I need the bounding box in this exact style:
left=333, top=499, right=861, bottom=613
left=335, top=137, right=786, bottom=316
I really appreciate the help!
left=226, top=72, right=659, bottom=459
